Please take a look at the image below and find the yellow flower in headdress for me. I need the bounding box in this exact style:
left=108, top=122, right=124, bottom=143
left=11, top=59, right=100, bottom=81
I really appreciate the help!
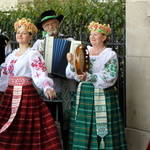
left=14, top=18, right=38, bottom=36
left=88, top=21, right=111, bottom=36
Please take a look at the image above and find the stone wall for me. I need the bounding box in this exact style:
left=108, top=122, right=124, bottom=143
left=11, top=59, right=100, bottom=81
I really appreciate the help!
left=126, top=0, right=150, bottom=149
left=0, top=0, right=33, bottom=11
left=0, top=0, right=17, bottom=10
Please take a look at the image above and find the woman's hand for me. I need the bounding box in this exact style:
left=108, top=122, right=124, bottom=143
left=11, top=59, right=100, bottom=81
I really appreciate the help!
left=67, top=53, right=74, bottom=66
left=77, top=72, right=87, bottom=81
left=45, top=89, right=56, bottom=100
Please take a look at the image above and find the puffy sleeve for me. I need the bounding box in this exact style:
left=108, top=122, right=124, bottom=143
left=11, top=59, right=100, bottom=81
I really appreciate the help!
left=66, top=62, right=80, bottom=82
left=85, top=50, right=118, bottom=89
left=0, top=58, right=10, bottom=92
left=29, top=51, right=54, bottom=93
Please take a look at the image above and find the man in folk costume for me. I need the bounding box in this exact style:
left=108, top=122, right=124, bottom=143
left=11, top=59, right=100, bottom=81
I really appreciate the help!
left=32, top=10, right=77, bottom=149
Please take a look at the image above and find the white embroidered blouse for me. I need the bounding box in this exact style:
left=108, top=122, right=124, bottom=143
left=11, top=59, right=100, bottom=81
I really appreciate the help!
left=0, top=47, right=54, bottom=93
left=66, top=46, right=118, bottom=89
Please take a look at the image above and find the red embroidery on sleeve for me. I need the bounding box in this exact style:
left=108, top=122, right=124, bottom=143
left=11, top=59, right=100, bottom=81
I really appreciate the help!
left=31, top=57, right=47, bottom=72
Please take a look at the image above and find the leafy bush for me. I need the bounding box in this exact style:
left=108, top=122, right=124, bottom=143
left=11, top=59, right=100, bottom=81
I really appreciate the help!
left=0, top=0, right=125, bottom=42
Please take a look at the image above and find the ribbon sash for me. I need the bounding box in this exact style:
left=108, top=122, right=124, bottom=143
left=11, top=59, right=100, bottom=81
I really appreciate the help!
left=0, top=86, right=22, bottom=133
left=94, top=88, right=108, bottom=138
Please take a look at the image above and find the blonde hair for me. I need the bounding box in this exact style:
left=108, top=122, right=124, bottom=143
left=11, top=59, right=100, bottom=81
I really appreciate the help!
left=14, top=18, right=38, bottom=36
left=88, top=21, right=111, bottom=36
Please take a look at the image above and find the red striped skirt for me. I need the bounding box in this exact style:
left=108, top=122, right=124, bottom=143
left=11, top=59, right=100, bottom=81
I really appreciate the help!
left=0, top=77, right=61, bottom=150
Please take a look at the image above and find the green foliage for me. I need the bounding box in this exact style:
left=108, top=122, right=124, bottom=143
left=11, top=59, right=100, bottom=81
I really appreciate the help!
left=0, top=0, right=125, bottom=41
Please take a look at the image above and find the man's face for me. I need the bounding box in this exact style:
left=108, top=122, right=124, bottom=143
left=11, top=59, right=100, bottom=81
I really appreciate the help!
left=42, top=19, right=60, bottom=36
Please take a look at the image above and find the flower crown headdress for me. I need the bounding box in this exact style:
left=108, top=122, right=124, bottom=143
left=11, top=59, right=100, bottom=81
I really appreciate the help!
left=88, top=21, right=111, bottom=35
left=14, top=18, right=38, bottom=36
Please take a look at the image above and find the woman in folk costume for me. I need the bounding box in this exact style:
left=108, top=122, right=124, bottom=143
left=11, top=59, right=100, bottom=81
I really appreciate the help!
left=66, top=21, right=127, bottom=149
left=0, top=18, right=61, bottom=150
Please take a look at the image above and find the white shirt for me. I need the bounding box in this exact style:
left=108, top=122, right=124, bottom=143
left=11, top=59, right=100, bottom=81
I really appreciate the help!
left=5, top=42, right=12, bottom=57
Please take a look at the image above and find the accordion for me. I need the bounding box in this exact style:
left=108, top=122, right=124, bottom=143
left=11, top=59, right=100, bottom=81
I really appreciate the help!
left=44, top=36, right=81, bottom=77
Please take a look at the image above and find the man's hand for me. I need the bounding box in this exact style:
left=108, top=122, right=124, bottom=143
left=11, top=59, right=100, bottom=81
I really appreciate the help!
left=45, top=89, right=56, bottom=100
left=67, top=53, right=74, bottom=66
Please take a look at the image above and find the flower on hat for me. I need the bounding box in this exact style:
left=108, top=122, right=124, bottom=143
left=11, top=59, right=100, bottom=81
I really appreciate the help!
left=14, top=18, right=38, bottom=36
left=88, top=21, right=111, bottom=35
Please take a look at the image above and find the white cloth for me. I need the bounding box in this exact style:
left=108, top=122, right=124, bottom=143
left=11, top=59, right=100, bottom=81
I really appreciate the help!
left=66, top=46, right=118, bottom=89
left=0, top=47, right=54, bottom=93
left=32, top=39, right=43, bottom=51
left=32, top=33, right=76, bottom=93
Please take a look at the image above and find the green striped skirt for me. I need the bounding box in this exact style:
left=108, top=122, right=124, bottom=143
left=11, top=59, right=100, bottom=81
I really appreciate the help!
left=68, top=82, right=127, bottom=150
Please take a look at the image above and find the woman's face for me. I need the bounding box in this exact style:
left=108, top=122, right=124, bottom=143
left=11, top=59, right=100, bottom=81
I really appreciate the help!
left=89, top=31, right=106, bottom=46
left=16, top=29, right=32, bottom=44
